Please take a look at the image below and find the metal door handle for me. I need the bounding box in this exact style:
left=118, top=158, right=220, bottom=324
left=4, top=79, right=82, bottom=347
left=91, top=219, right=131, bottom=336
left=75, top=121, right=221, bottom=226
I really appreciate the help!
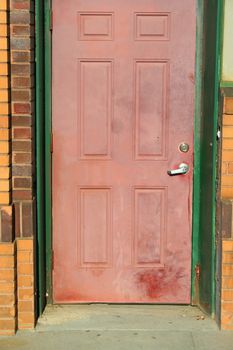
left=167, top=163, right=189, bottom=176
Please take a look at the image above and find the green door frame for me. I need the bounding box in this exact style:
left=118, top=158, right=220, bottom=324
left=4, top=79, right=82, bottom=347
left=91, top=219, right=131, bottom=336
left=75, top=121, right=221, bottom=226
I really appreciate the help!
left=35, top=0, right=223, bottom=316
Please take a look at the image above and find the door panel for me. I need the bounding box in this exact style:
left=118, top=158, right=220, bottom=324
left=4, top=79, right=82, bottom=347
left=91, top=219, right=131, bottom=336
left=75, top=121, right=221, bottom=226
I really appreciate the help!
left=52, top=0, right=196, bottom=303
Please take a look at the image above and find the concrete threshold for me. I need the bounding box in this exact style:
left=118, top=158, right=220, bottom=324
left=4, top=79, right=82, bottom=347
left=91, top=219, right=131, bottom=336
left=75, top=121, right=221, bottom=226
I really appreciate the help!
left=1, top=305, right=233, bottom=350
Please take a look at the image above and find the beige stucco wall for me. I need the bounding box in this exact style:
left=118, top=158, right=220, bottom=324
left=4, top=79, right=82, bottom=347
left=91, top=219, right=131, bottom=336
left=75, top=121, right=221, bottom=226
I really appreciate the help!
left=222, top=0, right=233, bottom=82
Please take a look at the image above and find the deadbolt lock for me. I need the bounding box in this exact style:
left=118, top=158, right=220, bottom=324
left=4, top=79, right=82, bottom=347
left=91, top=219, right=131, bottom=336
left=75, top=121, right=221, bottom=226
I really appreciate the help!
left=179, top=143, right=189, bottom=153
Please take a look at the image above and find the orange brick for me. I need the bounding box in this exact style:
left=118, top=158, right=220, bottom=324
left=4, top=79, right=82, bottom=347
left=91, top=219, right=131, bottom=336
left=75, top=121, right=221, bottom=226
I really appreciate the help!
left=17, top=239, right=33, bottom=251
left=222, top=151, right=233, bottom=162
left=17, top=251, right=33, bottom=263
left=0, top=319, right=16, bottom=332
left=0, top=2, right=7, bottom=10
left=18, top=288, right=33, bottom=301
left=222, top=264, right=233, bottom=276
left=0, top=180, right=10, bottom=191
left=18, top=275, right=33, bottom=288
left=18, top=300, right=34, bottom=313
left=221, top=187, right=233, bottom=199
left=223, top=127, right=233, bottom=138
left=0, top=116, right=9, bottom=128
left=223, top=139, right=233, bottom=150
left=222, top=302, right=233, bottom=312
left=0, top=141, right=9, bottom=153
left=0, top=192, right=10, bottom=204
left=222, top=277, right=233, bottom=289
left=0, top=154, right=10, bottom=165
left=0, top=63, right=8, bottom=75
left=223, top=240, right=233, bottom=251
left=0, top=128, right=9, bottom=141
left=0, top=295, right=15, bottom=306
left=0, top=12, right=7, bottom=24
left=0, top=243, right=14, bottom=255
left=0, top=24, right=7, bottom=37
left=225, top=98, right=233, bottom=114
left=18, top=312, right=35, bottom=325
left=0, top=51, right=8, bottom=63
left=0, top=90, right=9, bottom=103
left=221, top=324, right=233, bottom=330
left=0, top=269, right=15, bottom=282
left=223, top=253, right=233, bottom=264
left=0, top=256, right=14, bottom=268
left=222, top=290, right=233, bottom=301
left=228, top=162, right=233, bottom=174
left=0, top=306, right=16, bottom=318
left=0, top=103, right=9, bottom=115
left=0, top=282, right=15, bottom=294
left=18, top=263, right=33, bottom=275
left=0, top=38, right=8, bottom=50
left=0, top=77, right=8, bottom=89
left=221, top=311, right=233, bottom=326
left=0, top=166, right=10, bottom=179
left=223, top=114, right=233, bottom=126
left=221, top=175, right=233, bottom=186
left=222, top=162, right=228, bottom=174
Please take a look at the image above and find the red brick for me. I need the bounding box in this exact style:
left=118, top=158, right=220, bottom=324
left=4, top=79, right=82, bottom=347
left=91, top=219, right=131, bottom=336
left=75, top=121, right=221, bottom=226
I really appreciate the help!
left=12, top=140, right=32, bottom=152
left=12, top=25, right=30, bottom=36
left=13, top=177, right=31, bottom=189
left=13, top=103, right=31, bottom=115
left=12, top=90, right=31, bottom=102
left=13, top=152, right=32, bottom=164
left=12, top=76, right=34, bottom=89
left=13, top=189, right=32, bottom=200
left=11, top=51, right=31, bottom=63
left=0, top=206, right=13, bottom=243
left=22, top=201, right=34, bottom=236
left=12, top=115, right=32, bottom=126
left=12, top=165, right=32, bottom=176
left=11, top=0, right=31, bottom=10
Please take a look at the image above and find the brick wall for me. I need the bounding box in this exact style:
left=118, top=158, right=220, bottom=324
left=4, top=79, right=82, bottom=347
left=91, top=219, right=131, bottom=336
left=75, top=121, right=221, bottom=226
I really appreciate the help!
left=0, top=243, right=16, bottom=335
left=220, top=94, right=233, bottom=330
left=0, top=0, right=35, bottom=335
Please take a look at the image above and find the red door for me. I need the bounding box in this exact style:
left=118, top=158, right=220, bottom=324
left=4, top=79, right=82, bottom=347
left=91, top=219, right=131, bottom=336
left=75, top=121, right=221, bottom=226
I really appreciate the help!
left=52, top=0, right=196, bottom=303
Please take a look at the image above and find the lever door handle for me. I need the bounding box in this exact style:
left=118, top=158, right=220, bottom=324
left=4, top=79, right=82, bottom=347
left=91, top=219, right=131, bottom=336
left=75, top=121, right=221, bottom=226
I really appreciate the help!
left=167, top=163, right=189, bottom=176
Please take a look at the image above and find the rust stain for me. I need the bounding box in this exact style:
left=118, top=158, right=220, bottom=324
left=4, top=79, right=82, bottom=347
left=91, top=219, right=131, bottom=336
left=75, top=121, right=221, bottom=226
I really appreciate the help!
left=188, top=73, right=195, bottom=84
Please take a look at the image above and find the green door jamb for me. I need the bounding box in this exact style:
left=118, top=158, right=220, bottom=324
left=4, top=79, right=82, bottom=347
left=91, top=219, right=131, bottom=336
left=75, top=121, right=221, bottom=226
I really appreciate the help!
left=35, top=0, right=52, bottom=314
left=35, top=0, right=46, bottom=315
left=196, top=0, right=223, bottom=316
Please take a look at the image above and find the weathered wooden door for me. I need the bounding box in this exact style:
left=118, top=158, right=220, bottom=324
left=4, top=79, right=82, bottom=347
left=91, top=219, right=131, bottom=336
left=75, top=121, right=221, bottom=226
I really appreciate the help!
left=52, top=0, right=196, bottom=303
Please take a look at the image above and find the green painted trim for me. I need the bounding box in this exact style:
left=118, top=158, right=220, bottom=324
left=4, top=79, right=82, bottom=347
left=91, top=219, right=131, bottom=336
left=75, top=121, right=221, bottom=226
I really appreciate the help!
left=220, top=81, right=233, bottom=88
left=44, top=0, right=53, bottom=304
left=35, top=0, right=46, bottom=315
left=210, top=0, right=223, bottom=316
left=191, top=0, right=204, bottom=304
